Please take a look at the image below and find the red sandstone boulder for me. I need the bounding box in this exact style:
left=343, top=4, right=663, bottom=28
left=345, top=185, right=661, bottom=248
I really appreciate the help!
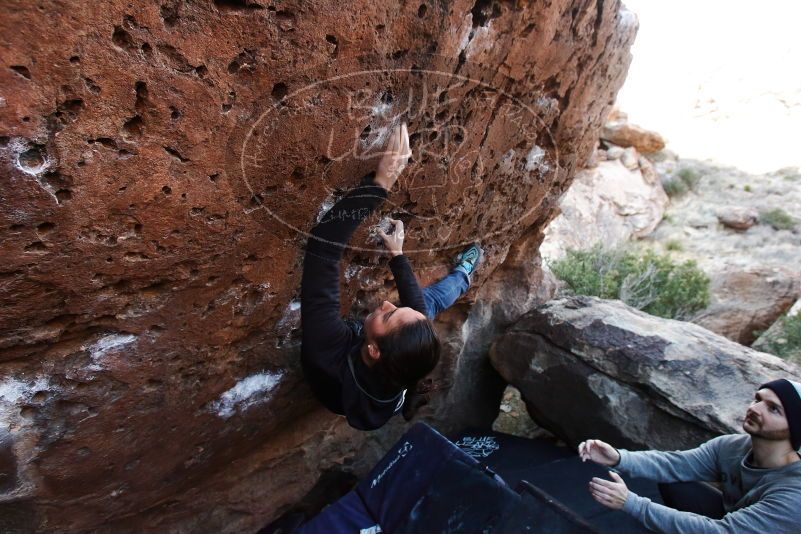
left=0, top=1, right=636, bottom=531
left=717, top=206, right=759, bottom=230
left=602, top=121, right=666, bottom=153
left=692, top=266, right=801, bottom=345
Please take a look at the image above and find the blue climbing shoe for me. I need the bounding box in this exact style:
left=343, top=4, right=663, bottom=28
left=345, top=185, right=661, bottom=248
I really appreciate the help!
left=453, top=243, right=483, bottom=279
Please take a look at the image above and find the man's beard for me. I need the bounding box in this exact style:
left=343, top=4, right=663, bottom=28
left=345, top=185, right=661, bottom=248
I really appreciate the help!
left=743, top=416, right=791, bottom=441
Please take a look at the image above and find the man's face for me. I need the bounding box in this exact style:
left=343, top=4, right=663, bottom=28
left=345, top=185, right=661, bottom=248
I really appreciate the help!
left=364, top=300, right=426, bottom=342
left=743, top=388, right=791, bottom=441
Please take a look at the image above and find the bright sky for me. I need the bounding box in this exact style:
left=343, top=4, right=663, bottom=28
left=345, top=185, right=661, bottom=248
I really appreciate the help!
left=617, top=0, right=801, bottom=174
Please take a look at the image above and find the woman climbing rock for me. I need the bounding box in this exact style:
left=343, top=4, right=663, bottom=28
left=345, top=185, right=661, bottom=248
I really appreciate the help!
left=300, top=123, right=483, bottom=430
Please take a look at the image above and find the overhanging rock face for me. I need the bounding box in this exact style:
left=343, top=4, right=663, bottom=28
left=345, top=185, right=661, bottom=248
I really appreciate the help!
left=490, top=296, right=801, bottom=451
left=0, top=1, right=636, bottom=531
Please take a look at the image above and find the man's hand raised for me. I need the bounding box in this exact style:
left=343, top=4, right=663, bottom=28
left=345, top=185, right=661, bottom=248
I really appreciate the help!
left=374, top=122, right=411, bottom=192
left=578, top=439, right=621, bottom=466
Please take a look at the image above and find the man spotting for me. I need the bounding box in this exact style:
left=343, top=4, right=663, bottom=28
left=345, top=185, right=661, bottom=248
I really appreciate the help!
left=300, top=123, right=483, bottom=431
left=579, top=378, right=801, bottom=533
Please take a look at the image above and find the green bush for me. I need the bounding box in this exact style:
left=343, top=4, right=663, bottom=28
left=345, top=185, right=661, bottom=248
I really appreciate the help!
left=665, top=239, right=683, bottom=251
left=549, top=245, right=710, bottom=320
left=661, top=167, right=702, bottom=198
left=676, top=168, right=701, bottom=190
left=758, top=313, right=801, bottom=363
left=662, top=177, right=689, bottom=197
left=759, top=208, right=796, bottom=231
left=549, top=246, right=626, bottom=300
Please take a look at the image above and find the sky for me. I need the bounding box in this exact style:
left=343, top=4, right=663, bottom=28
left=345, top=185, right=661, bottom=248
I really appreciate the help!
left=616, top=0, right=801, bottom=174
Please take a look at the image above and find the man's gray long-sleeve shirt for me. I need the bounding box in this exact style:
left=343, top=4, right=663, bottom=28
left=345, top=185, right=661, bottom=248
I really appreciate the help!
left=617, top=434, right=801, bottom=533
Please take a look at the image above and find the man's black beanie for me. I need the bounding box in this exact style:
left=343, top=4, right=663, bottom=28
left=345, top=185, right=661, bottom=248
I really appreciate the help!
left=760, top=378, right=801, bottom=450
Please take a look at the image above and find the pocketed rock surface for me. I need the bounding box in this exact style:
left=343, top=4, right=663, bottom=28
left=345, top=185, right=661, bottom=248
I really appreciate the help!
left=0, top=1, right=636, bottom=531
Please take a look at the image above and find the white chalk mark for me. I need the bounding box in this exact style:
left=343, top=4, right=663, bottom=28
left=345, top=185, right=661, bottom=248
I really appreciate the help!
left=315, top=195, right=337, bottom=223
left=525, top=144, right=550, bottom=173
left=371, top=102, right=392, bottom=117
left=0, top=375, right=52, bottom=426
left=344, top=264, right=360, bottom=282
left=85, top=334, right=137, bottom=358
left=82, top=333, right=138, bottom=371
left=0, top=376, right=50, bottom=405
left=211, top=370, right=284, bottom=420
left=277, top=299, right=301, bottom=330
left=11, top=139, right=49, bottom=176
left=275, top=299, right=302, bottom=348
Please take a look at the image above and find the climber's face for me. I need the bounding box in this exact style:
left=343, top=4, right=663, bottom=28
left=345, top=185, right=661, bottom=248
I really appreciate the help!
left=364, top=300, right=426, bottom=341
left=743, top=388, right=791, bottom=442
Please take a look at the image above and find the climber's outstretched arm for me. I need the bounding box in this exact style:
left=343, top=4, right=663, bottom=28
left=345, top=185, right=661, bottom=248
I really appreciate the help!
left=301, top=123, right=410, bottom=353
left=301, top=179, right=388, bottom=353
left=378, top=218, right=428, bottom=314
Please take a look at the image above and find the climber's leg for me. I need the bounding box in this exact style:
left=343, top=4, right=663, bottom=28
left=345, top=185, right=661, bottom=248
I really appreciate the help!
left=421, top=270, right=470, bottom=319
left=420, top=243, right=483, bottom=320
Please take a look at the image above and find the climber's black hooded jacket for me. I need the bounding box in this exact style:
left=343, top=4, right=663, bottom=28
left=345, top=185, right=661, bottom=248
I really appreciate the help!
left=300, top=173, right=426, bottom=430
